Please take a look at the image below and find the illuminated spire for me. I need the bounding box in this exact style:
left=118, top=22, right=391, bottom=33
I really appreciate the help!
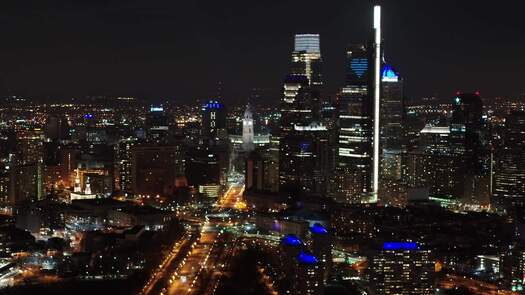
left=372, top=5, right=382, bottom=201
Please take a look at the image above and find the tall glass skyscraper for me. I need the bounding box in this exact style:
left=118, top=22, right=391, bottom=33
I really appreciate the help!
left=279, top=34, right=328, bottom=195
left=493, top=111, right=525, bottom=211
left=450, top=92, right=490, bottom=205
left=379, top=64, right=405, bottom=205
left=293, top=34, right=322, bottom=88
left=332, top=44, right=373, bottom=203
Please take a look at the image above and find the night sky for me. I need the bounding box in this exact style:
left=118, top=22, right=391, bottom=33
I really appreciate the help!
left=0, top=0, right=524, bottom=103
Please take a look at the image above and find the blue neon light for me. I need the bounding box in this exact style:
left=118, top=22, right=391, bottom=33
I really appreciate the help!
left=310, top=223, right=328, bottom=235
left=84, top=114, right=93, bottom=119
left=297, top=251, right=318, bottom=264
left=282, top=234, right=302, bottom=246
left=383, top=242, right=418, bottom=251
left=381, top=64, right=399, bottom=82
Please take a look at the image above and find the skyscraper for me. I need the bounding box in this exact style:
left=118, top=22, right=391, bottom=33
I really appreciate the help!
left=280, top=34, right=328, bottom=196
left=493, top=111, right=525, bottom=210
left=370, top=242, right=434, bottom=295
left=202, top=100, right=227, bottom=143
left=280, top=75, right=312, bottom=134
left=450, top=92, right=490, bottom=205
left=12, top=127, right=45, bottom=204
left=293, top=34, right=322, bottom=88
left=379, top=64, right=405, bottom=205
left=332, top=5, right=383, bottom=204
left=419, top=125, right=462, bottom=201
left=279, top=123, right=330, bottom=194
left=332, top=44, right=373, bottom=203
left=279, top=235, right=325, bottom=295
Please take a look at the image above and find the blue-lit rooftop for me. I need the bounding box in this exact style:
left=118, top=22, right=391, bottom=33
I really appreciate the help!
left=282, top=234, right=302, bottom=247
left=203, top=100, right=224, bottom=110
left=297, top=251, right=318, bottom=265
left=382, top=64, right=399, bottom=82
left=310, top=223, right=328, bottom=235
left=383, top=242, right=418, bottom=251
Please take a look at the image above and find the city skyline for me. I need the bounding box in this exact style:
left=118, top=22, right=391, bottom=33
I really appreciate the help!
left=1, top=1, right=525, bottom=101
left=1, top=2, right=525, bottom=295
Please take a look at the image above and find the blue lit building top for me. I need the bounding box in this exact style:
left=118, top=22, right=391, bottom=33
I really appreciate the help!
left=84, top=114, right=94, bottom=119
left=382, top=64, right=399, bottom=82
left=297, top=251, right=318, bottom=265
left=310, top=223, right=328, bottom=235
left=383, top=242, right=419, bottom=251
left=282, top=234, right=302, bottom=247
left=203, top=100, right=224, bottom=110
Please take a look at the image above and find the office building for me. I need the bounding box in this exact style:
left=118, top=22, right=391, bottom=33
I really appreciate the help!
left=202, top=100, right=227, bottom=143
left=370, top=242, right=434, bottom=295
left=131, top=143, right=185, bottom=197
left=279, top=123, right=330, bottom=195
left=332, top=44, right=373, bottom=203
left=293, top=34, right=322, bottom=88
left=279, top=235, right=324, bottom=295
left=379, top=64, right=405, bottom=205
left=493, top=111, right=525, bottom=210
left=450, top=92, right=490, bottom=205
left=115, top=138, right=137, bottom=194
left=308, top=223, right=332, bottom=282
